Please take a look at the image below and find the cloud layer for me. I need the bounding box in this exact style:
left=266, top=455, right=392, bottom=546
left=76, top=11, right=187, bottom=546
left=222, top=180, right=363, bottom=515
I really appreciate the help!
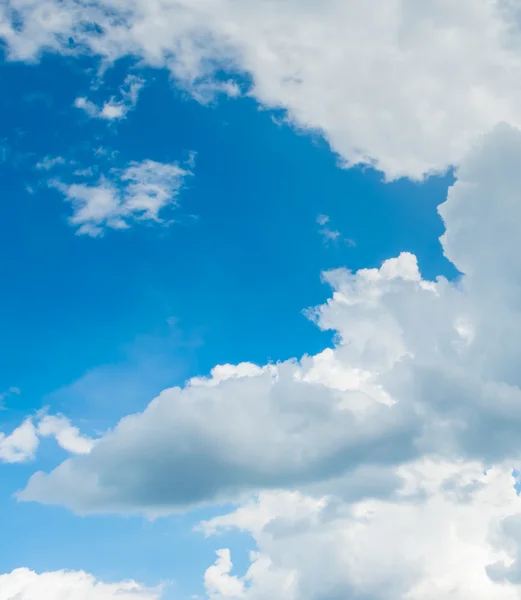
left=4, top=0, right=521, bottom=178
left=200, top=461, right=521, bottom=600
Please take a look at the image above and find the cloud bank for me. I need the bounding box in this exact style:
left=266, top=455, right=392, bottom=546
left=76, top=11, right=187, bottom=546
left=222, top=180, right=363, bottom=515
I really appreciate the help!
left=4, top=0, right=521, bottom=178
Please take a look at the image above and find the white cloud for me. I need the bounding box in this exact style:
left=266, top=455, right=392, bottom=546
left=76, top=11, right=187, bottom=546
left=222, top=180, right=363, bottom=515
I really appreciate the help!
left=190, top=80, right=242, bottom=105
left=37, top=415, right=96, bottom=455
left=204, top=550, right=245, bottom=599
left=320, top=228, right=340, bottom=243
left=316, top=214, right=352, bottom=246
left=16, top=124, right=521, bottom=521
left=6, top=4, right=521, bottom=597
left=0, top=414, right=95, bottom=464
left=4, top=1, right=521, bottom=178
left=50, top=158, right=192, bottom=236
left=0, top=568, right=161, bottom=600
left=0, top=419, right=39, bottom=464
left=199, top=461, right=521, bottom=600
left=74, top=75, right=145, bottom=120
left=74, top=96, right=99, bottom=118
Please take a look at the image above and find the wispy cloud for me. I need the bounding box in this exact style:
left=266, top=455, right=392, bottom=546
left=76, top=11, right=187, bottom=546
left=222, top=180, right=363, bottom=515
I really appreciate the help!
left=49, top=158, right=193, bottom=236
left=36, top=156, right=68, bottom=170
left=0, top=412, right=95, bottom=464
left=316, top=214, right=355, bottom=247
left=74, top=75, right=145, bottom=121
left=0, top=386, right=20, bottom=409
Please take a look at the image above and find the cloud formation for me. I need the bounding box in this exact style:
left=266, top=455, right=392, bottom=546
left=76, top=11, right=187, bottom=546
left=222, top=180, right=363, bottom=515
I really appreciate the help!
left=204, top=549, right=245, bottom=599
left=0, top=419, right=39, bottom=464
left=4, top=3, right=521, bottom=598
left=3, top=0, right=521, bottom=178
left=199, top=461, right=521, bottom=600
left=49, top=158, right=192, bottom=236
left=37, top=414, right=96, bottom=455
left=0, top=568, right=161, bottom=600
left=74, top=74, right=145, bottom=120
left=0, top=413, right=95, bottom=464
left=316, top=214, right=353, bottom=247
left=17, top=124, right=521, bottom=530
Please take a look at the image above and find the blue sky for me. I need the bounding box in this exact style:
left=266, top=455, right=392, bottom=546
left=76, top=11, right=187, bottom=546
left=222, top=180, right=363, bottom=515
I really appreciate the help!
left=3, top=3, right=521, bottom=600
left=0, top=51, right=454, bottom=596
left=0, top=52, right=456, bottom=422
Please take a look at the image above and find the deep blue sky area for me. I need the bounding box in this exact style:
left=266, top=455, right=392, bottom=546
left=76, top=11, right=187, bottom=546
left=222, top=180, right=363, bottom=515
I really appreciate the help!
left=0, top=54, right=455, bottom=430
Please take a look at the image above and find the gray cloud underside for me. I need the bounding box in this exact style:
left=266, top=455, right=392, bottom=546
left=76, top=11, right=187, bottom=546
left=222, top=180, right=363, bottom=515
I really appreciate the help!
left=18, top=124, right=521, bottom=516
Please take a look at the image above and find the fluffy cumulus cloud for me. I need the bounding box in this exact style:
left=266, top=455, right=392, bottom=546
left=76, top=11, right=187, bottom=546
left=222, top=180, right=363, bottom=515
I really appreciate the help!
left=0, top=568, right=161, bottom=600
left=49, top=158, right=192, bottom=236
left=4, top=0, right=521, bottom=177
left=199, top=463, right=521, bottom=600
left=204, top=549, right=245, bottom=599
